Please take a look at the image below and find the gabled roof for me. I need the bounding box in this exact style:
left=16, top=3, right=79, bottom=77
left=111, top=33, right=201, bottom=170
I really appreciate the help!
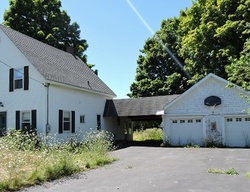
left=163, top=73, right=250, bottom=110
left=0, top=24, right=116, bottom=97
left=104, top=95, right=179, bottom=117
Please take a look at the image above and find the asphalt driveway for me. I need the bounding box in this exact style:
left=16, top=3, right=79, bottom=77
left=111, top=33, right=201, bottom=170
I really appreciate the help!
left=21, top=146, right=250, bottom=192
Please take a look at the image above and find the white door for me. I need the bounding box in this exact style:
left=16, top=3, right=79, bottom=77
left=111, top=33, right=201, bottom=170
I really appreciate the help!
left=170, top=117, right=203, bottom=146
left=225, top=116, right=250, bottom=147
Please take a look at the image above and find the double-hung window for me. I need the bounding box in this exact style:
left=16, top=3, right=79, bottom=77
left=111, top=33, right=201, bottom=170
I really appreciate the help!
left=58, top=110, right=75, bottom=134
left=9, top=66, right=29, bottom=91
left=63, top=111, right=71, bottom=131
left=14, top=68, right=24, bottom=89
left=15, top=110, right=37, bottom=130
left=21, top=111, right=31, bottom=128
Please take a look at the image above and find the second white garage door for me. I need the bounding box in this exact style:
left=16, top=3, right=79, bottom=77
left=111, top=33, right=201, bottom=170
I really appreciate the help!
left=170, top=117, right=203, bottom=146
left=225, top=116, right=250, bottom=147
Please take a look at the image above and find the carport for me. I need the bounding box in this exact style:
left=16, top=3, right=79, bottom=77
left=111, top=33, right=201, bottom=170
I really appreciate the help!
left=103, top=95, right=179, bottom=141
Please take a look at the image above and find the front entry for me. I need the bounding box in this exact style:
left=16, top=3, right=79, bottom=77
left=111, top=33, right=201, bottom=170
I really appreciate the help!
left=0, top=112, right=7, bottom=136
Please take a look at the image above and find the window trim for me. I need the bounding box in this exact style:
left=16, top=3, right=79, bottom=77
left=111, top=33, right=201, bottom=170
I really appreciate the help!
left=58, top=110, right=75, bottom=134
left=14, top=68, right=24, bottom=89
left=21, top=111, right=31, bottom=129
left=80, top=115, right=85, bottom=124
left=63, top=111, right=71, bottom=132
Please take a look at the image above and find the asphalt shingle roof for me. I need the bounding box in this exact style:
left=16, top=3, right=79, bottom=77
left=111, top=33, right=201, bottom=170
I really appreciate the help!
left=0, top=24, right=116, bottom=97
left=104, top=95, right=179, bottom=117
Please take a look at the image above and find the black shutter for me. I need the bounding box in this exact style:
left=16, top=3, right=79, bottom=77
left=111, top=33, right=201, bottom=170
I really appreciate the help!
left=59, top=110, right=63, bottom=134
left=24, top=66, right=29, bottom=90
left=71, top=111, right=75, bottom=133
left=16, top=111, right=20, bottom=130
left=9, top=68, right=14, bottom=92
left=31, top=110, right=37, bottom=130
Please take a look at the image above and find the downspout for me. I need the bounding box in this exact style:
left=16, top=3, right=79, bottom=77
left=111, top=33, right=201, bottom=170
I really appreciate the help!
left=44, top=83, right=50, bottom=135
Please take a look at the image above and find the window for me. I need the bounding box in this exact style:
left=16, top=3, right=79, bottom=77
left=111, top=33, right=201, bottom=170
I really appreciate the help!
left=80, top=115, right=85, bottom=123
left=9, top=66, right=29, bottom=92
left=14, top=68, right=24, bottom=89
left=21, top=111, right=30, bottom=128
left=58, top=110, right=75, bottom=134
left=245, top=117, right=250, bottom=121
left=236, top=118, right=242, bottom=122
left=16, top=110, right=36, bottom=130
left=180, top=120, right=185, bottom=123
left=227, top=118, right=233, bottom=122
left=63, top=111, right=71, bottom=131
left=188, top=119, right=193, bottom=123
left=196, top=119, right=201, bottom=123
left=172, top=120, right=177, bottom=124
left=97, top=114, right=101, bottom=130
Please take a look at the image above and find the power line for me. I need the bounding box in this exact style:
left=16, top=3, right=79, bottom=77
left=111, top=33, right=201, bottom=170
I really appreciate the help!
left=0, top=60, right=45, bottom=86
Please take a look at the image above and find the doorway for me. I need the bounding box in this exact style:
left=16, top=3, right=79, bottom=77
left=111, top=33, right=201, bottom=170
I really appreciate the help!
left=0, top=112, right=7, bottom=136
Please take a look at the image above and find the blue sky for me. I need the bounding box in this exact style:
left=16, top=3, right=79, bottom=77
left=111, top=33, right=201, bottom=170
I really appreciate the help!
left=0, top=0, right=193, bottom=98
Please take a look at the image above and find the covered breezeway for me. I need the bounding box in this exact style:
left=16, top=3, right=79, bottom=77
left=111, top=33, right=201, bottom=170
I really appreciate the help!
left=103, top=95, right=179, bottom=142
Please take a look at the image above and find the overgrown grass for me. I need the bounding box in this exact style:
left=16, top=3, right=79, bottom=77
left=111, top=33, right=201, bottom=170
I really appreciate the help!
left=246, top=172, right=250, bottom=178
left=207, top=168, right=239, bottom=175
left=0, top=130, right=116, bottom=191
left=133, top=128, right=163, bottom=141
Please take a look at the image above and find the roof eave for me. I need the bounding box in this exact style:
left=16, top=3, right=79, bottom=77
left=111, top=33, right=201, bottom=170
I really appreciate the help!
left=45, top=80, right=117, bottom=98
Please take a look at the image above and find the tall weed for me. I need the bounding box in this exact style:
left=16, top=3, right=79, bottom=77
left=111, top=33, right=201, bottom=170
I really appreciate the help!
left=0, top=130, right=115, bottom=191
left=133, top=128, right=163, bottom=141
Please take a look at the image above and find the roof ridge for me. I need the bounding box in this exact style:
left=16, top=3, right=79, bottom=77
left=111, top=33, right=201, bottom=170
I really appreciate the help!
left=0, top=24, right=116, bottom=97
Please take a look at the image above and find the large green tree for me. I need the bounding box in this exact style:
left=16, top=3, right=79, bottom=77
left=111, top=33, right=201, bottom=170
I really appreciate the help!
left=128, top=18, right=190, bottom=97
left=226, top=38, right=250, bottom=91
left=129, top=0, right=250, bottom=97
left=3, top=0, right=89, bottom=63
left=180, top=0, right=250, bottom=84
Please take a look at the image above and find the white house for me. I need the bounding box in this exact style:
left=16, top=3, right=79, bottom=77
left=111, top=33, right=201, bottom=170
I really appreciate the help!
left=0, top=24, right=116, bottom=140
left=161, top=74, right=250, bottom=147
left=1, top=25, right=250, bottom=147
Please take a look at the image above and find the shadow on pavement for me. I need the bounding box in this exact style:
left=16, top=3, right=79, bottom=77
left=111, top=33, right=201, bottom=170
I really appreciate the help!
left=114, top=140, right=162, bottom=150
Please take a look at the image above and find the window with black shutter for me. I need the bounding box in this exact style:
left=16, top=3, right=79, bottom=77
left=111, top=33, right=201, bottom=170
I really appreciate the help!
left=59, top=110, right=75, bottom=133
left=9, top=66, right=29, bottom=91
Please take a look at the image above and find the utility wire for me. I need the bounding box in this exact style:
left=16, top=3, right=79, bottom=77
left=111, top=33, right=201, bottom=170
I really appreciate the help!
left=0, top=60, right=45, bottom=86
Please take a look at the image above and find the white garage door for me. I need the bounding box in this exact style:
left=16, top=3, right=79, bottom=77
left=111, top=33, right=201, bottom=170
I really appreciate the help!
left=225, top=116, right=250, bottom=147
left=170, top=118, right=203, bottom=146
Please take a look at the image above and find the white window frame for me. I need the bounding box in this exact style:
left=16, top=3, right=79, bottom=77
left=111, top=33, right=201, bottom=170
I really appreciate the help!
left=236, top=118, right=242, bottom=122
left=188, top=119, right=193, bottom=123
left=63, top=111, right=71, bottom=132
left=180, top=120, right=185, bottom=123
left=14, top=68, right=24, bottom=89
left=245, top=117, right=250, bottom=121
left=21, top=111, right=31, bottom=128
left=172, top=120, right=177, bottom=124
left=80, top=115, right=85, bottom=123
left=196, top=119, right=201, bottom=123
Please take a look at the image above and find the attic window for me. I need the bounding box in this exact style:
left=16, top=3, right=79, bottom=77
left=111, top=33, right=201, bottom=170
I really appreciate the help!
left=14, top=68, right=24, bottom=89
left=204, top=96, right=221, bottom=106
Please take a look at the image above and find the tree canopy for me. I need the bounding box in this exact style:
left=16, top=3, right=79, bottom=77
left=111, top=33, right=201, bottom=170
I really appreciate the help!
left=3, top=0, right=89, bottom=64
left=129, top=0, right=250, bottom=97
